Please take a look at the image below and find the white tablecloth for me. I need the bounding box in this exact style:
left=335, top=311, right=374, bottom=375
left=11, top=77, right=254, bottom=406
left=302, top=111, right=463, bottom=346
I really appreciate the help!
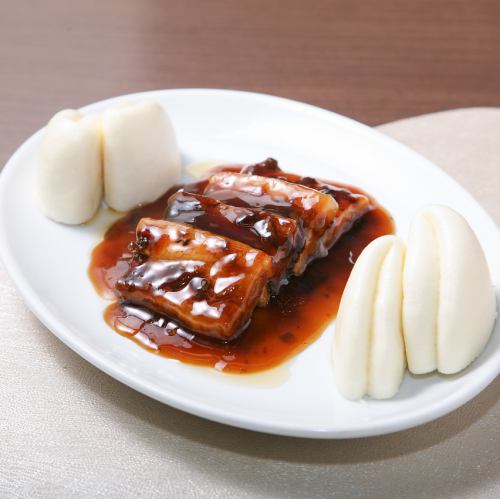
left=1, top=108, right=499, bottom=498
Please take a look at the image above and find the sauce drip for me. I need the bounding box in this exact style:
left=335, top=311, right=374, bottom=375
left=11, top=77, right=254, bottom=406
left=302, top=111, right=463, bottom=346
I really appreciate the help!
left=89, top=180, right=394, bottom=373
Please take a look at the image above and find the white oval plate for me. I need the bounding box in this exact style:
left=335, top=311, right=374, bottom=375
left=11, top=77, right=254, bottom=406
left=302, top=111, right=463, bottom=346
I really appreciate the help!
left=0, top=89, right=498, bottom=438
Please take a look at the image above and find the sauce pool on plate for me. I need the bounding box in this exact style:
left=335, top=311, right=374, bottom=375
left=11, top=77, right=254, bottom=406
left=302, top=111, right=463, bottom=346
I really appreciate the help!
left=89, top=179, right=393, bottom=373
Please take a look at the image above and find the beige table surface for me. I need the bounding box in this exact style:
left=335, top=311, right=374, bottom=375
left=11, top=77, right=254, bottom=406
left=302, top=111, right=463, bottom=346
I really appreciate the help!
left=1, top=108, right=499, bottom=498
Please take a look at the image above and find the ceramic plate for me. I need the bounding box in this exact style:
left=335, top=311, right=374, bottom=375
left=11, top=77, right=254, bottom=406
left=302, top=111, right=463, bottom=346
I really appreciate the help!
left=0, top=89, right=498, bottom=438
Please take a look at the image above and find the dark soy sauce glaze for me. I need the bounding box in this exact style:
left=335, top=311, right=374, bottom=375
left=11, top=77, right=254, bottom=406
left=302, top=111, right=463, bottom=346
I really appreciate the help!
left=89, top=178, right=394, bottom=373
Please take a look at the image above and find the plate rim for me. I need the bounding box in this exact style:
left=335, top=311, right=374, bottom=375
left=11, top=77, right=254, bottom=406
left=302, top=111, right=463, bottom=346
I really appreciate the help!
left=0, top=88, right=498, bottom=439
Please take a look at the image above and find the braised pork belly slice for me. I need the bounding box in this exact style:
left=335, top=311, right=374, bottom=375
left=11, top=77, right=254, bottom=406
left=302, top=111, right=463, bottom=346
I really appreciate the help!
left=116, top=218, right=273, bottom=341
left=241, top=158, right=372, bottom=252
left=164, top=191, right=303, bottom=291
left=204, top=172, right=338, bottom=275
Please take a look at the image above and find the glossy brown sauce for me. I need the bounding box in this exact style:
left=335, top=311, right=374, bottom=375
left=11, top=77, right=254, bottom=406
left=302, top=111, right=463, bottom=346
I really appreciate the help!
left=89, top=179, right=394, bottom=373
